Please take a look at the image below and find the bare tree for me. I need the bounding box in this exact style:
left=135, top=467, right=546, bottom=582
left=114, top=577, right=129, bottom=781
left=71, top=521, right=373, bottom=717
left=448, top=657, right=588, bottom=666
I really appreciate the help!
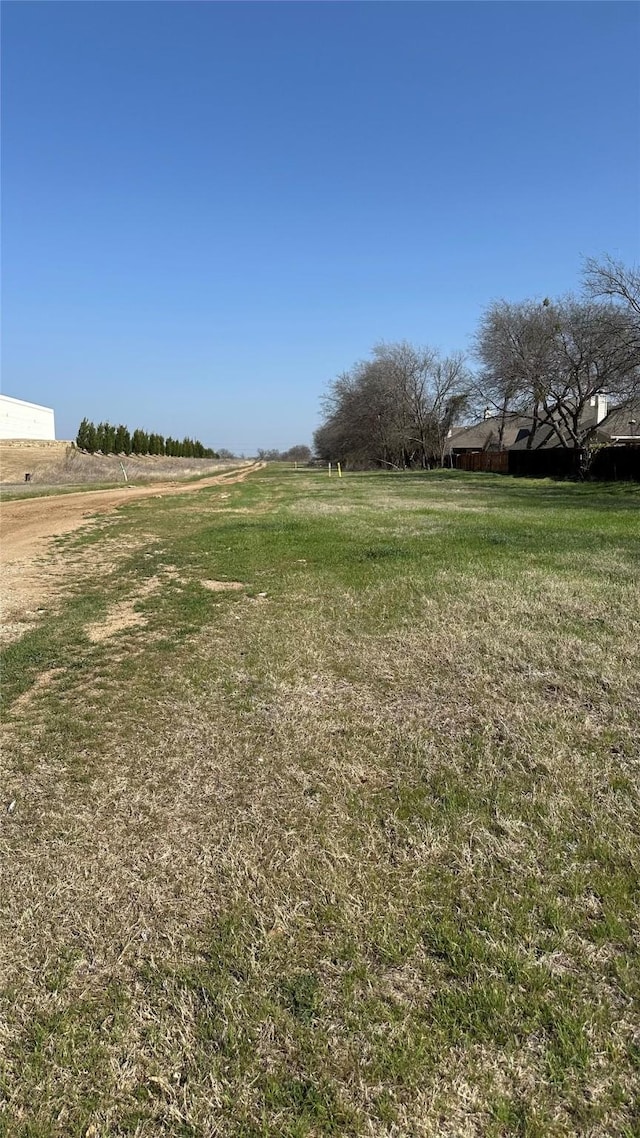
left=583, top=255, right=640, bottom=320
left=475, top=294, right=640, bottom=461
left=315, top=342, right=471, bottom=469
left=473, top=299, right=556, bottom=447
left=284, top=445, right=312, bottom=463
left=371, top=342, right=438, bottom=467
left=430, top=353, right=473, bottom=466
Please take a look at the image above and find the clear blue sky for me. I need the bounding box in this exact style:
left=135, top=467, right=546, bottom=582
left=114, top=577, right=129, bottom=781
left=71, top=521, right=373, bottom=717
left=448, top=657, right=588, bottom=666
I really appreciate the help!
left=2, top=1, right=639, bottom=452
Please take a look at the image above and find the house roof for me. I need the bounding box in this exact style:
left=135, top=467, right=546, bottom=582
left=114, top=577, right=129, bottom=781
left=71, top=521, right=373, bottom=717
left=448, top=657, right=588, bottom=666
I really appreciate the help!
left=597, top=401, right=640, bottom=440
left=509, top=399, right=640, bottom=449
left=453, top=397, right=640, bottom=453
left=447, top=414, right=532, bottom=453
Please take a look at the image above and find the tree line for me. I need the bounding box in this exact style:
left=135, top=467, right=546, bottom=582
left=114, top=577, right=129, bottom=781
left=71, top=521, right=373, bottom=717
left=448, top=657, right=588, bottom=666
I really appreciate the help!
left=75, top=419, right=218, bottom=459
left=314, top=256, right=640, bottom=469
left=257, top=445, right=312, bottom=462
left=315, top=343, right=471, bottom=469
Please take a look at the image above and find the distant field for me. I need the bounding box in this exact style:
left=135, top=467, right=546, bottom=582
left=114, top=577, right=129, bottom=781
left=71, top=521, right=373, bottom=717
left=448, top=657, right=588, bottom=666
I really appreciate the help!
left=2, top=468, right=639, bottom=1137
left=0, top=439, right=239, bottom=491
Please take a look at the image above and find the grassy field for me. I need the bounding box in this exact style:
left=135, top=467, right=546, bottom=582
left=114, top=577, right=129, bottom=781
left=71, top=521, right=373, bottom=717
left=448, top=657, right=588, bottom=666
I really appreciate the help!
left=0, top=465, right=249, bottom=502
left=2, top=467, right=639, bottom=1137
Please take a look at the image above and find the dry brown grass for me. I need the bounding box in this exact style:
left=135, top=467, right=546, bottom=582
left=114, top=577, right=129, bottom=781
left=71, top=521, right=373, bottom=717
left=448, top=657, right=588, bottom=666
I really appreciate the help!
left=0, top=440, right=241, bottom=488
left=1, top=468, right=639, bottom=1136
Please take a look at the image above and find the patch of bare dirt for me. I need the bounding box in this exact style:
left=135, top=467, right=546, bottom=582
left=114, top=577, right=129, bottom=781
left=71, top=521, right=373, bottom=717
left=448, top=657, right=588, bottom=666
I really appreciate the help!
left=201, top=580, right=245, bottom=592
left=11, top=668, right=65, bottom=712
left=86, top=600, right=148, bottom=643
left=0, top=463, right=264, bottom=645
left=85, top=575, right=162, bottom=643
left=0, top=533, right=157, bottom=648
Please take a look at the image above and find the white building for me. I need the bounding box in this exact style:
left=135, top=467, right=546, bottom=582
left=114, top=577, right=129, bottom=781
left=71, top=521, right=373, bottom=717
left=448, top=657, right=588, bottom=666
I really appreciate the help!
left=0, top=394, right=56, bottom=440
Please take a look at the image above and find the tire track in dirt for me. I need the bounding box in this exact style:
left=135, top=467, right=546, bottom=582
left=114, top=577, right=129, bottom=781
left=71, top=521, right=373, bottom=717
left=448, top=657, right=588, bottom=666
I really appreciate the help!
left=0, top=462, right=264, bottom=643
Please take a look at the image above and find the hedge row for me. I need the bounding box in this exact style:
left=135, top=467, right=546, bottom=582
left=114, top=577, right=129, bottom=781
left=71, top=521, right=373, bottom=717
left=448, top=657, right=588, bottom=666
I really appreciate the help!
left=75, top=419, right=218, bottom=459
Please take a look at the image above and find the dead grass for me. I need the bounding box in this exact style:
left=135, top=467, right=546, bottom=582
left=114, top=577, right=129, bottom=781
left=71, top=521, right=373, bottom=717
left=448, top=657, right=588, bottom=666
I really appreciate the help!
left=201, top=580, right=246, bottom=592
left=0, top=439, right=242, bottom=487
left=1, top=468, right=639, bottom=1136
left=10, top=667, right=66, bottom=712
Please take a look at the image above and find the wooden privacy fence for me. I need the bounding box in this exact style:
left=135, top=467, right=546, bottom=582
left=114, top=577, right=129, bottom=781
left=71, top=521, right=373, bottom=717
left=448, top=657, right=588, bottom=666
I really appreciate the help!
left=589, top=446, right=640, bottom=482
left=455, top=451, right=509, bottom=473
left=508, top=448, right=579, bottom=479
left=454, top=446, right=639, bottom=480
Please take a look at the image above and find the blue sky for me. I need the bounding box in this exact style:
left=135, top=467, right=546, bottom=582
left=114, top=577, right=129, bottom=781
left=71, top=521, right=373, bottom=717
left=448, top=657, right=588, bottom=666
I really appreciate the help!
left=2, top=1, right=639, bottom=452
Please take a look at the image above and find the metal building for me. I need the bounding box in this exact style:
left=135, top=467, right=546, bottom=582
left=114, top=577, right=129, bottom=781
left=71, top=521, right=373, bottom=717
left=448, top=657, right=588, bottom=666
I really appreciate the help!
left=0, top=394, right=56, bottom=440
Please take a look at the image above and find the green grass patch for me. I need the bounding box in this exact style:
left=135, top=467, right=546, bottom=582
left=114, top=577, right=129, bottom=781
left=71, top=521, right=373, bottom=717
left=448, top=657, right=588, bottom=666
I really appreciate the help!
left=2, top=468, right=639, bottom=1135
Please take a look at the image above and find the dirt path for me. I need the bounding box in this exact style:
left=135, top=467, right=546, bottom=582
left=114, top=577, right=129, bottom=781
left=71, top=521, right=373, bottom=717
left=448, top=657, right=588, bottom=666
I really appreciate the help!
left=0, top=462, right=264, bottom=643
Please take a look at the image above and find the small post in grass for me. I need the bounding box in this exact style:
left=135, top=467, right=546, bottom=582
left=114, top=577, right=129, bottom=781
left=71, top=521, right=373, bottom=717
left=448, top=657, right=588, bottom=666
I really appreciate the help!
left=337, top=462, right=342, bottom=478
left=120, top=462, right=128, bottom=482
left=328, top=461, right=332, bottom=476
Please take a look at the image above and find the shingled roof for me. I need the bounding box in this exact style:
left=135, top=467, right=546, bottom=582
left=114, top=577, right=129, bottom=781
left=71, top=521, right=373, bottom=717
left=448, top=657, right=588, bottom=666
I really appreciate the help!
left=509, top=399, right=640, bottom=450
left=597, top=401, right=640, bottom=443
left=450, top=395, right=639, bottom=453
left=447, top=414, right=532, bottom=453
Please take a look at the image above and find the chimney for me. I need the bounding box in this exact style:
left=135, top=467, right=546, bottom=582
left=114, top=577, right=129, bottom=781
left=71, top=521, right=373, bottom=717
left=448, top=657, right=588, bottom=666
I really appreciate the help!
left=596, top=392, right=608, bottom=424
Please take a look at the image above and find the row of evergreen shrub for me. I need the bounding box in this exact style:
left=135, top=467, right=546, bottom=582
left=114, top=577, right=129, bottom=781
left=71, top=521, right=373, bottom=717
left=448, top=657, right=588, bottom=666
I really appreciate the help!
left=75, top=419, right=218, bottom=459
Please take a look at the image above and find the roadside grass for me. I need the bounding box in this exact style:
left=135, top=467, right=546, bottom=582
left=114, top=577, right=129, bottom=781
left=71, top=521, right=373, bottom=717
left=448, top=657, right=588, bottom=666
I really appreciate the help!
left=0, top=463, right=251, bottom=502
left=1, top=482, right=137, bottom=501
left=1, top=469, right=639, bottom=1136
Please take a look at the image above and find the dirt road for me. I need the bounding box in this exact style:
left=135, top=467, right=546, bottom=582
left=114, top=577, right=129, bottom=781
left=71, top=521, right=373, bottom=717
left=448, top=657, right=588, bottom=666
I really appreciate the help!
left=0, top=462, right=263, bottom=642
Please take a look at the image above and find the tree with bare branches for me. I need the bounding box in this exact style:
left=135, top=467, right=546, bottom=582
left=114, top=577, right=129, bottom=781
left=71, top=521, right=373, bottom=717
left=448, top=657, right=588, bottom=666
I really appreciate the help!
left=314, top=342, right=472, bottom=469
left=583, top=255, right=640, bottom=320
left=474, top=295, right=639, bottom=462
